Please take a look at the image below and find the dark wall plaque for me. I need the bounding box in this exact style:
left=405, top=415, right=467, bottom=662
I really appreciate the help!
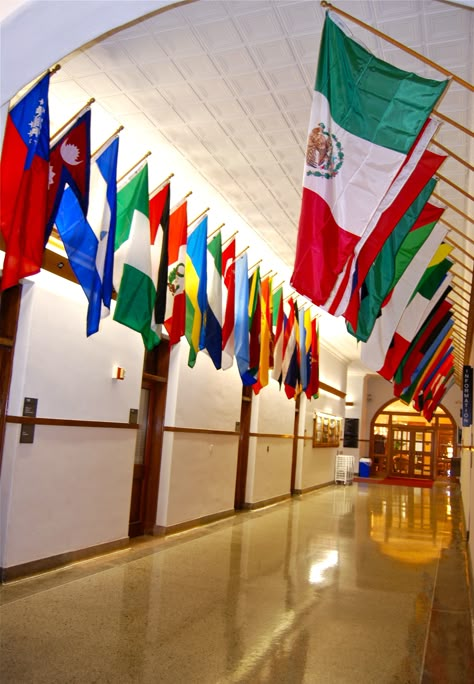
left=343, top=418, right=359, bottom=448
left=129, top=408, right=139, bottom=424
left=23, top=397, right=38, bottom=417
left=20, top=424, right=35, bottom=444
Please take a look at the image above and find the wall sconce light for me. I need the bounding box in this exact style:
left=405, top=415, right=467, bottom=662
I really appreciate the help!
left=112, top=365, right=126, bottom=380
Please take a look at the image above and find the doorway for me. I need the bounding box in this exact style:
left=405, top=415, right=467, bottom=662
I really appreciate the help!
left=391, top=426, right=434, bottom=478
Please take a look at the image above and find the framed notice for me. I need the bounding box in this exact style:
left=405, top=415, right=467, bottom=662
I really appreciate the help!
left=343, top=418, right=359, bottom=448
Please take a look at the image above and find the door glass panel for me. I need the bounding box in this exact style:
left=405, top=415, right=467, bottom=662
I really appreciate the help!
left=134, top=388, right=150, bottom=465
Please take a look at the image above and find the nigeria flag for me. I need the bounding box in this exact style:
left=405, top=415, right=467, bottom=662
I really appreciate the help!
left=291, top=12, right=448, bottom=306
left=113, top=164, right=159, bottom=350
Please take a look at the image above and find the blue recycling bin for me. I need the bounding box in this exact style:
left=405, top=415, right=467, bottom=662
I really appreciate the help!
left=359, top=458, right=372, bottom=477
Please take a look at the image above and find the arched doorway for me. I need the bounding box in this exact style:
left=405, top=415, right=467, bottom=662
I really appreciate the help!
left=370, top=399, right=457, bottom=480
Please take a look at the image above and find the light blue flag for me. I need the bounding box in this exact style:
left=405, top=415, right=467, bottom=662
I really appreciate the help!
left=55, top=137, right=119, bottom=336
left=234, top=253, right=250, bottom=382
left=298, top=306, right=307, bottom=391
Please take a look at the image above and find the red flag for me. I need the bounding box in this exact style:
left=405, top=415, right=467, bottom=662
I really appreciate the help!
left=46, top=108, right=91, bottom=242
left=305, top=318, right=320, bottom=399
left=0, top=73, right=50, bottom=290
left=221, top=238, right=235, bottom=370
left=164, top=200, right=187, bottom=345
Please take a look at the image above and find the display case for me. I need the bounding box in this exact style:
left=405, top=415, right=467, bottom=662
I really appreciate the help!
left=313, top=412, right=342, bottom=447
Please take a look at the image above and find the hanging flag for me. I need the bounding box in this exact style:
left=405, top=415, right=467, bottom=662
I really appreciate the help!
left=400, top=336, right=453, bottom=405
left=283, top=299, right=300, bottom=399
left=234, top=253, right=253, bottom=384
left=185, top=215, right=208, bottom=368
left=324, top=123, right=444, bottom=316
left=205, top=231, right=223, bottom=369
left=346, top=186, right=441, bottom=341
left=149, top=181, right=170, bottom=336
left=306, top=317, right=320, bottom=399
left=55, top=135, right=119, bottom=336
left=290, top=12, right=447, bottom=306
left=423, top=368, right=455, bottom=422
left=164, top=199, right=188, bottom=345
left=113, top=163, right=159, bottom=350
left=0, top=72, right=50, bottom=290
left=271, top=286, right=284, bottom=383
left=360, top=221, right=447, bottom=372
left=246, top=266, right=261, bottom=386
left=221, top=238, right=236, bottom=370
left=253, top=275, right=272, bottom=395
left=46, top=107, right=91, bottom=242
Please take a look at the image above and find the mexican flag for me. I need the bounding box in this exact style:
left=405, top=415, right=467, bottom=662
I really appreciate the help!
left=113, top=163, right=159, bottom=350
left=291, top=12, right=448, bottom=306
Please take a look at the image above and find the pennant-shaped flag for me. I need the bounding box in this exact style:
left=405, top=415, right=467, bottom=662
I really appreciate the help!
left=164, top=200, right=188, bottom=345
left=305, top=317, right=320, bottom=399
left=221, top=238, right=236, bottom=370
left=55, top=136, right=119, bottom=336
left=205, top=231, right=223, bottom=369
left=113, top=164, right=159, bottom=350
left=283, top=299, right=300, bottom=399
left=0, top=73, right=50, bottom=290
left=271, top=286, right=284, bottom=384
left=290, top=12, right=447, bottom=306
left=46, top=108, right=91, bottom=242
left=253, top=276, right=272, bottom=395
left=246, top=266, right=261, bottom=386
left=185, top=215, right=208, bottom=367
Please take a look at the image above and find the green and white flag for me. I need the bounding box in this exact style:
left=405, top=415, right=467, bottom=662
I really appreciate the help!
left=113, top=164, right=159, bottom=350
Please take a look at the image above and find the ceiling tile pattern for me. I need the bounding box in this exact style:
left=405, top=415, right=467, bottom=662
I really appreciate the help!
left=50, top=0, right=473, bottom=370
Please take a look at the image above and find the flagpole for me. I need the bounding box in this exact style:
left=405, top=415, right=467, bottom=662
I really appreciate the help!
left=188, top=207, right=210, bottom=228
left=8, top=64, right=61, bottom=111
left=260, top=269, right=273, bottom=280
left=117, top=151, right=152, bottom=185
left=50, top=98, right=95, bottom=145
left=230, top=246, right=249, bottom=266
left=446, top=238, right=474, bottom=261
left=272, top=280, right=285, bottom=292
left=207, top=223, right=225, bottom=240
left=441, top=219, right=474, bottom=248
left=92, top=125, right=123, bottom=160
left=248, top=259, right=262, bottom=273
left=171, top=191, right=192, bottom=212
left=453, top=271, right=472, bottom=288
left=284, top=290, right=296, bottom=302
left=432, top=141, right=474, bottom=173
left=222, top=230, right=238, bottom=246
left=320, top=1, right=473, bottom=92
left=150, top=173, right=174, bottom=199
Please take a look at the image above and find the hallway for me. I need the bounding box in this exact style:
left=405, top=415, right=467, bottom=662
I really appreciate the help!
left=1, top=483, right=473, bottom=683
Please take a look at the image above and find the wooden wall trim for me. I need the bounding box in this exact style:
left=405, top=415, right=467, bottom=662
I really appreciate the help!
left=293, top=481, right=335, bottom=495
left=6, top=416, right=138, bottom=429
left=163, top=425, right=239, bottom=437
left=243, top=493, right=291, bottom=510
left=319, top=381, right=346, bottom=399
left=249, top=432, right=294, bottom=439
left=153, top=508, right=235, bottom=537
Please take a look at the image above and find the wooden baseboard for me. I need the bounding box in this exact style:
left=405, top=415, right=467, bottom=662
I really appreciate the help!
left=243, top=492, right=291, bottom=510
left=293, top=480, right=334, bottom=495
left=1, top=537, right=130, bottom=583
left=153, top=508, right=235, bottom=537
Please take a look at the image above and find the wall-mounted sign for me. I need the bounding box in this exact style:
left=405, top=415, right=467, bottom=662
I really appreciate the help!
left=462, top=366, right=472, bottom=427
left=23, top=397, right=38, bottom=417
left=313, top=413, right=342, bottom=447
left=343, top=418, right=359, bottom=448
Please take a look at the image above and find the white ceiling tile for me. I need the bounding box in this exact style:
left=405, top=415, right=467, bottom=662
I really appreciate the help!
left=266, top=64, right=306, bottom=91
left=241, top=92, right=279, bottom=116
left=119, top=112, right=156, bottom=130
left=87, top=42, right=135, bottom=70
left=253, top=112, right=288, bottom=132
left=148, top=105, right=185, bottom=127
left=277, top=88, right=311, bottom=111
left=159, top=125, right=198, bottom=147
left=50, top=80, right=90, bottom=104
left=252, top=39, right=295, bottom=69
left=225, top=1, right=273, bottom=16
left=152, top=26, right=204, bottom=56
left=181, top=1, right=229, bottom=25
left=292, top=34, right=320, bottom=65
left=214, top=46, right=257, bottom=75
left=141, top=60, right=185, bottom=86
left=232, top=130, right=268, bottom=151
left=75, top=73, right=121, bottom=97
left=176, top=102, right=215, bottom=124
left=194, top=18, right=243, bottom=52
left=159, top=82, right=201, bottom=106
left=190, top=122, right=229, bottom=146
left=120, top=34, right=168, bottom=64
left=62, top=52, right=102, bottom=78
left=263, top=129, right=299, bottom=149
left=427, top=40, right=472, bottom=71
left=100, top=93, right=140, bottom=116
left=423, top=9, right=470, bottom=43
left=139, top=8, right=187, bottom=33
left=128, top=88, right=169, bottom=110
left=285, top=107, right=310, bottom=129
left=175, top=53, right=220, bottom=81
left=191, top=78, right=235, bottom=102
left=372, top=0, right=419, bottom=22
left=236, top=8, right=284, bottom=43
left=108, top=66, right=153, bottom=92
left=230, top=72, right=269, bottom=96
left=205, top=98, right=247, bottom=120
left=243, top=148, right=277, bottom=166
left=277, top=1, right=321, bottom=35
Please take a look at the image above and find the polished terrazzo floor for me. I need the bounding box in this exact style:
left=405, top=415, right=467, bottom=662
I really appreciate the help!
left=1, top=482, right=473, bottom=683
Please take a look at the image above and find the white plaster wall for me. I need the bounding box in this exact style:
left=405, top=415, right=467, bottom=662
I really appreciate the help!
left=300, top=397, right=337, bottom=489
left=250, top=379, right=295, bottom=504
left=1, top=272, right=145, bottom=567
left=160, top=342, right=242, bottom=527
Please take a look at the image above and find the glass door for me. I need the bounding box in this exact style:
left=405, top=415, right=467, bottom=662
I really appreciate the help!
left=390, top=427, right=433, bottom=478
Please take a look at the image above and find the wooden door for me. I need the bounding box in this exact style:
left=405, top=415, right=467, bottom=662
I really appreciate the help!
left=0, top=283, right=22, bottom=478
left=128, top=342, right=169, bottom=537
left=390, top=426, right=433, bottom=479
left=234, top=385, right=252, bottom=509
